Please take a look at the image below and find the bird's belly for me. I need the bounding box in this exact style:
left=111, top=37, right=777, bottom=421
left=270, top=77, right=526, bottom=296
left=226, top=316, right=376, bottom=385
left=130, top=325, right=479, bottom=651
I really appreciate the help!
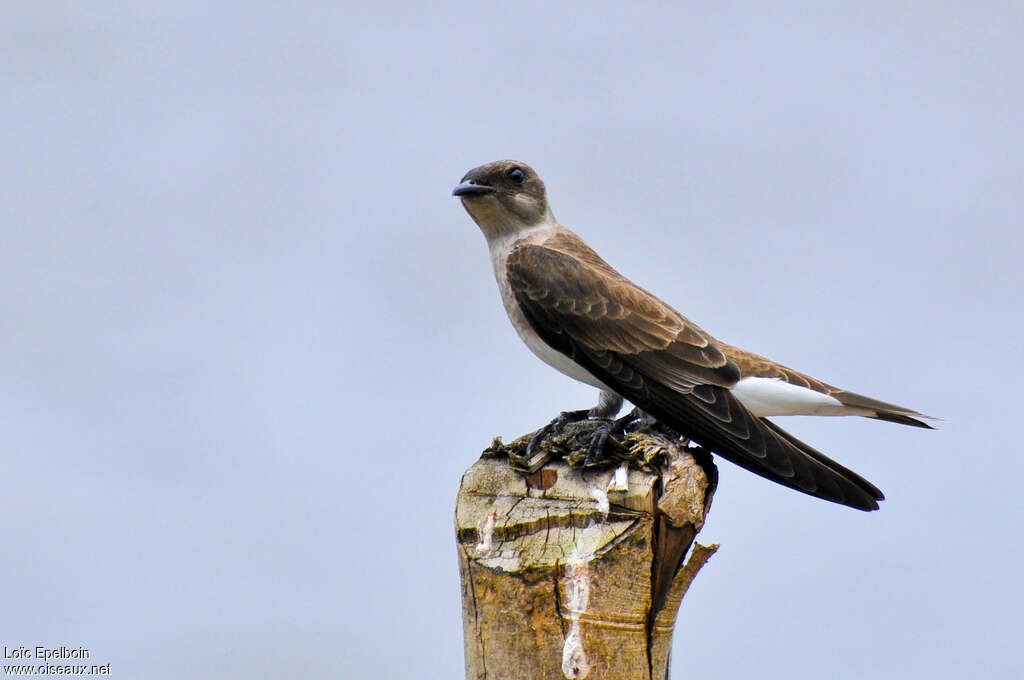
left=730, top=376, right=864, bottom=417
left=516, top=319, right=611, bottom=390
left=497, top=283, right=612, bottom=392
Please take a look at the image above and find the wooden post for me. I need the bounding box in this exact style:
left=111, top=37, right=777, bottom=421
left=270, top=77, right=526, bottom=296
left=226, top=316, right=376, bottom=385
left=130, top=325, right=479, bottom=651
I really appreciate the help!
left=456, top=427, right=718, bottom=680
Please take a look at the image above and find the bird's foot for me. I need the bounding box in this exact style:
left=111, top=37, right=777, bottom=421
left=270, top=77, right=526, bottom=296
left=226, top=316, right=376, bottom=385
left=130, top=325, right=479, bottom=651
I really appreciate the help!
left=526, top=409, right=591, bottom=456
left=582, top=410, right=644, bottom=466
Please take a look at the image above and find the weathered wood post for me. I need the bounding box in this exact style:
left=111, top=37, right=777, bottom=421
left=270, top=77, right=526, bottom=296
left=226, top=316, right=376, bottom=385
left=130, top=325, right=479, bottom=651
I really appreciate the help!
left=456, top=423, right=718, bottom=680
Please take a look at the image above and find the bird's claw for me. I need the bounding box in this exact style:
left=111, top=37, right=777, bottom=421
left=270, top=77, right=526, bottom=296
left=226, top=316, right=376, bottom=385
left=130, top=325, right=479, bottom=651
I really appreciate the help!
left=582, top=422, right=615, bottom=466
left=582, top=410, right=643, bottom=466
left=526, top=409, right=591, bottom=456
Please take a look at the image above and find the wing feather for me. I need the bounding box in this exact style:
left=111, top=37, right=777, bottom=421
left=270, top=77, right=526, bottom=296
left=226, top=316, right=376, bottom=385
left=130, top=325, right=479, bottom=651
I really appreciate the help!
left=506, top=240, right=884, bottom=510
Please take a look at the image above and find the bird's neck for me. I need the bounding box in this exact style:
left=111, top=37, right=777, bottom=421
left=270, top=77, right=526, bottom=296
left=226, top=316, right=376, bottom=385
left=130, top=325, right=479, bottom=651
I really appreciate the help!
left=484, top=219, right=559, bottom=263
left=464, top=198, right=555, bottom=241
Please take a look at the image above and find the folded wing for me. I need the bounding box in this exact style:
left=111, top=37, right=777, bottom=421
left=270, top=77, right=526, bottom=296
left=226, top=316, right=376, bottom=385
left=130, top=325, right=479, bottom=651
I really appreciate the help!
left=506, top=239, right=884, bottom=510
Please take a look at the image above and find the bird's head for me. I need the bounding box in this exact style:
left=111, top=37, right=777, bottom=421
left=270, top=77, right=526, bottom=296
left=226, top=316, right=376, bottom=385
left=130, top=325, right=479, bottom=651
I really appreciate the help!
left=453, top=160, right=552, bottom=239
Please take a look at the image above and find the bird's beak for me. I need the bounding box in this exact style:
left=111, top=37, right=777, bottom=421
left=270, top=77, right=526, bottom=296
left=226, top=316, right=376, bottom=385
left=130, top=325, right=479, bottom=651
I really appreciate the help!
left=452, top=180, right=496, bottom=197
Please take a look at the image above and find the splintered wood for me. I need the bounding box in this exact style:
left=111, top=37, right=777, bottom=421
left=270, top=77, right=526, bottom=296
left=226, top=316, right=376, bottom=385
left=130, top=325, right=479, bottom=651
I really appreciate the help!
left=456, top=433, right=717, bottom=680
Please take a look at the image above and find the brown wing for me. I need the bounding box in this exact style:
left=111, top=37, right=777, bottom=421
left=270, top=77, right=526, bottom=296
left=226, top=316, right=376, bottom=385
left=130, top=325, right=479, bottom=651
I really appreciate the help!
left=508, top=234, right=739, bottom=388
left=506, top=241, right=884, bottom=510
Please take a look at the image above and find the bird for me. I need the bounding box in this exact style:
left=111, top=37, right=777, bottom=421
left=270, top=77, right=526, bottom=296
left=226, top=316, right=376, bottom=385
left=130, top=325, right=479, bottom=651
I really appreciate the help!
left=453, top=160, right=933, bottom=511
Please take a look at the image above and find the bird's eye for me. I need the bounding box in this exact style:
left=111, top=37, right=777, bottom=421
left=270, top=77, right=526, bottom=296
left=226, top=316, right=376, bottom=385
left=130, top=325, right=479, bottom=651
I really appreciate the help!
left=508, top=167, right=525, bottom=184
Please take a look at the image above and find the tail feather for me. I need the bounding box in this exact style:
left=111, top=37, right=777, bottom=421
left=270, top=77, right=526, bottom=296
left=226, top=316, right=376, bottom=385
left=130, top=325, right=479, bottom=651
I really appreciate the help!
left=869, top=411, right=935, bottom=429
left=835, top=389, right=937, bottom=429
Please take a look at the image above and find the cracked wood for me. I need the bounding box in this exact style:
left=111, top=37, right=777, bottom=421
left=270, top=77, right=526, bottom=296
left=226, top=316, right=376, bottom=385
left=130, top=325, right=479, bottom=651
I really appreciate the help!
left=456, top=432, right=716, bottom=680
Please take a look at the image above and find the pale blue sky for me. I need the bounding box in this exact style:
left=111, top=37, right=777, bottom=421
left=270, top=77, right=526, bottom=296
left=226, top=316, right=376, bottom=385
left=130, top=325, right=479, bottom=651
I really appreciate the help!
left=2, top=2, right=1022, bottom=678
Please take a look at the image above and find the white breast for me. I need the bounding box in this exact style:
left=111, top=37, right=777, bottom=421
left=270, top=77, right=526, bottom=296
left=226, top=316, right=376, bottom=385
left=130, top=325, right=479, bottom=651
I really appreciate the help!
left=489, top=228, right=612, bottom=393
